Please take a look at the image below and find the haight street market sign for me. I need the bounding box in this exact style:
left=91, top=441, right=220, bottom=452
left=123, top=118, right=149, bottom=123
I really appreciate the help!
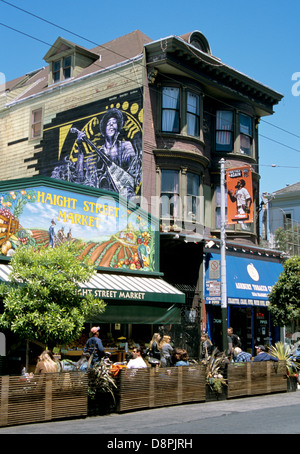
left=0, top=179, right=158, bottom=272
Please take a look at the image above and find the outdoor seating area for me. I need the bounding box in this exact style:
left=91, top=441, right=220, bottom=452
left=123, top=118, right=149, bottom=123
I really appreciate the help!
left=0, top=372, right=88, bottom=427
left=0, top=360, right=292, bottom=427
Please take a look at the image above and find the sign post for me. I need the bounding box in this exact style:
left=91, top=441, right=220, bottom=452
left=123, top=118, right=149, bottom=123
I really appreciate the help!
left=220, top=158, right=228, bottom=354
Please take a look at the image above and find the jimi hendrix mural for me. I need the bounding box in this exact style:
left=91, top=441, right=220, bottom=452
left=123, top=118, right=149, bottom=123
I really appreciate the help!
left=40, top=90, right=143, bottom=200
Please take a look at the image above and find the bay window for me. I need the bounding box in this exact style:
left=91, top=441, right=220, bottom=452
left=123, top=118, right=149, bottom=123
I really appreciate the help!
left=160, top=170, right=180, bottom=218
left=186, top=172, right=200, bottom=220
left=240, top=113, right=253, bottom=156
left=186, top=91, right=200, bottom=137
left=162, top=87, right=180, bottom=133
left=216, top=110, right=233, bottom=151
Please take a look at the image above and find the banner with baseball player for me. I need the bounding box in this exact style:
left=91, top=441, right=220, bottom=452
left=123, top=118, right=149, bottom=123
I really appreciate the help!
left=226, top=166, right=253, bottom=224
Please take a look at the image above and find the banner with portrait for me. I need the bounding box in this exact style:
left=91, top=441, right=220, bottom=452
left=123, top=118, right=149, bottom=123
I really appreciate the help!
left=226, top=166, right=253, bottom=224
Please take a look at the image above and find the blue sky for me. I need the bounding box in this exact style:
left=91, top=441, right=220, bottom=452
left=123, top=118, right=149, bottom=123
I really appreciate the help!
left=0, top=0, right=300, bottom=199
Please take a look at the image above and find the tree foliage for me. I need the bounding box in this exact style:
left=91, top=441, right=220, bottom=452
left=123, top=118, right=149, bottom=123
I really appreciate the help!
left=268, top=256, right=300, bottom=326
left=0, top=242, right=106, bottom=347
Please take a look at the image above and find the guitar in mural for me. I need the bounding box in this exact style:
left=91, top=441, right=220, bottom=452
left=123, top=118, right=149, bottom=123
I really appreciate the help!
left=46, top=95, right=143, bottom=200
left=70, top=127, right=135, bottom=198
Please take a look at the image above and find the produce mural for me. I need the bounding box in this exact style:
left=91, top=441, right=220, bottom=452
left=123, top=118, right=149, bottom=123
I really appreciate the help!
left=39, top=90, right=143, bottom=201
left=0, top=184, right=157, bottom=272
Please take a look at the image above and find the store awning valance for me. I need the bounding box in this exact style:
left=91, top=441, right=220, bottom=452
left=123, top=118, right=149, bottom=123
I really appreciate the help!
left=205, top=253, right=283, bottom=307
left=86, top=303, right=182, bottom=325
left=0, top=264, right=184, bottom=304
left=77, top=272, right=185, bottom=304
left=0, top=264, right=185, bottom=323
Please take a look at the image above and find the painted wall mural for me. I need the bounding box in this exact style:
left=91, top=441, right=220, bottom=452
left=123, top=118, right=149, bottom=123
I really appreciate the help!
left=40, top=90, right=143, bottom=200
left=0, top=184, right=157, bottom=272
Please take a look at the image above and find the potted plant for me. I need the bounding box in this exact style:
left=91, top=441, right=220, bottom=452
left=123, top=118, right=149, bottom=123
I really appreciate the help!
left=202, top=348, right=228, bottom=401
left=87, top=356, right=118, bottom=415
left=270, top=342, right=299, bottom=392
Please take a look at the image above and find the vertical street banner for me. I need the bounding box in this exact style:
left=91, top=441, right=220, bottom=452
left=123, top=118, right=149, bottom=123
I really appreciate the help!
left=226, top=166, right=253, bottom=224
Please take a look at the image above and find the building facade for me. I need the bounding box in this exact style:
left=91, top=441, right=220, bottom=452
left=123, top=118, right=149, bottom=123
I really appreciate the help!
left=263, top=182, right=300, bottom=255
left=0, top=29, right=284, bottom=359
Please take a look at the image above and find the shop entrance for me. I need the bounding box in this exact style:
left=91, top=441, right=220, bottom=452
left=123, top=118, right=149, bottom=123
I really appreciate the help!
left=228, top=306, right=252, bottom=354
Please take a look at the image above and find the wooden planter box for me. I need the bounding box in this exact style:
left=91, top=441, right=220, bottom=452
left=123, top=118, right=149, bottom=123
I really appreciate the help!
left=287, top=376, right=298, bottom=392
left=117, top=365, right=206, bottom=412
left=227, top=360, right=287, bottom=399
left=205, top=384, right=227, bottom=402
left=0, top=372, right=88, bottom=427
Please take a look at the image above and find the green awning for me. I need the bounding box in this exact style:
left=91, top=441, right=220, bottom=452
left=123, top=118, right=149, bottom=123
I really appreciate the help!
left=0, top=265, right=185, bottom=324
left=77, top=271, right=185, bottom=304
left=87, top=303, right=182, bottom=324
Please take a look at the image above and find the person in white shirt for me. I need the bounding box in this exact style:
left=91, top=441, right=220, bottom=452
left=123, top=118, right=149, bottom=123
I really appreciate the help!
left=127, top=347, right=147, bottom=369
left=228, top=179, right=252, bottom=216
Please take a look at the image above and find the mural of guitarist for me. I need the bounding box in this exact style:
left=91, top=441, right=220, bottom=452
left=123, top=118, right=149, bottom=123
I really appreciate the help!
left=71, top=108, right=139, bottom=199
left=47, top=91, right=143, bottom=201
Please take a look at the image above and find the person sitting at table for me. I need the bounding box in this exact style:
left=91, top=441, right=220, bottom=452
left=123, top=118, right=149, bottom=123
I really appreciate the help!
left=174, top=348, right=189, bottom=366
left=233, top=347, right=252, bottom=363
left=34, top=350, right=58, bottom=374
left=127, top=347, right=147, bottom=369
left=253, top=345, right=278, bottom=362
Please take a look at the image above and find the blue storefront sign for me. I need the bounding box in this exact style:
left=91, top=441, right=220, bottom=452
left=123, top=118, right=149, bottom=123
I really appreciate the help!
left=205, top=253, right=283, bottom=307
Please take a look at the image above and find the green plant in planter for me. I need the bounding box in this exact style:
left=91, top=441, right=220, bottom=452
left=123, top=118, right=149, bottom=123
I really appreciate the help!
left=270, top=341, right=300, bottom=378
left=87, top=357, right=117, bottom=402
left=202, top=348, right=228, bottom=394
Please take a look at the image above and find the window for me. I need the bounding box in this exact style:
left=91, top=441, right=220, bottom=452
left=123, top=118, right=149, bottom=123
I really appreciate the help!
left=216, top=111, right=233, bottom=151
left=160, top=170, right=180, bottom=218
left=63, top=56, right=72, bottom=80
left=31, top=108, right=43, bottom=139
left=186, top=172, right=200, bottom=220
left=187, top=92, right=200, bottom=137
left=162, top=87, right=180, bottom=132
left=240, top=113, right=253, bottom=156
left=52, top=60, right=61, bottom=83
left=52, top=56, right=72, bottom=83
left=215, top=185, right=228, bottom=228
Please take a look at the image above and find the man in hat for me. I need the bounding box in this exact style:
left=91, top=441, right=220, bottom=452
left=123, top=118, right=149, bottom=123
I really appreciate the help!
left=253, top=345, right=278, bottom=362
left=48, top=219, right=56, bottom=248
left=83, top=326, right=105, bottom=366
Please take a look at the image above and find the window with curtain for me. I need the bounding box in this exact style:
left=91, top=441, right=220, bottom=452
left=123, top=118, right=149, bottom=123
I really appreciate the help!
left=162, top=87, right=180, bottom=133
left=31, top=108, right=43, bottom=139
left=216, top=110, right=233, bottom=151
left=160, top=170, right=180, bottom=218
left=240, top=113, right=253, bottom=156
left=186, top=172, right=200, bottom=220
left=187, top=92, right=200, bottom=137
